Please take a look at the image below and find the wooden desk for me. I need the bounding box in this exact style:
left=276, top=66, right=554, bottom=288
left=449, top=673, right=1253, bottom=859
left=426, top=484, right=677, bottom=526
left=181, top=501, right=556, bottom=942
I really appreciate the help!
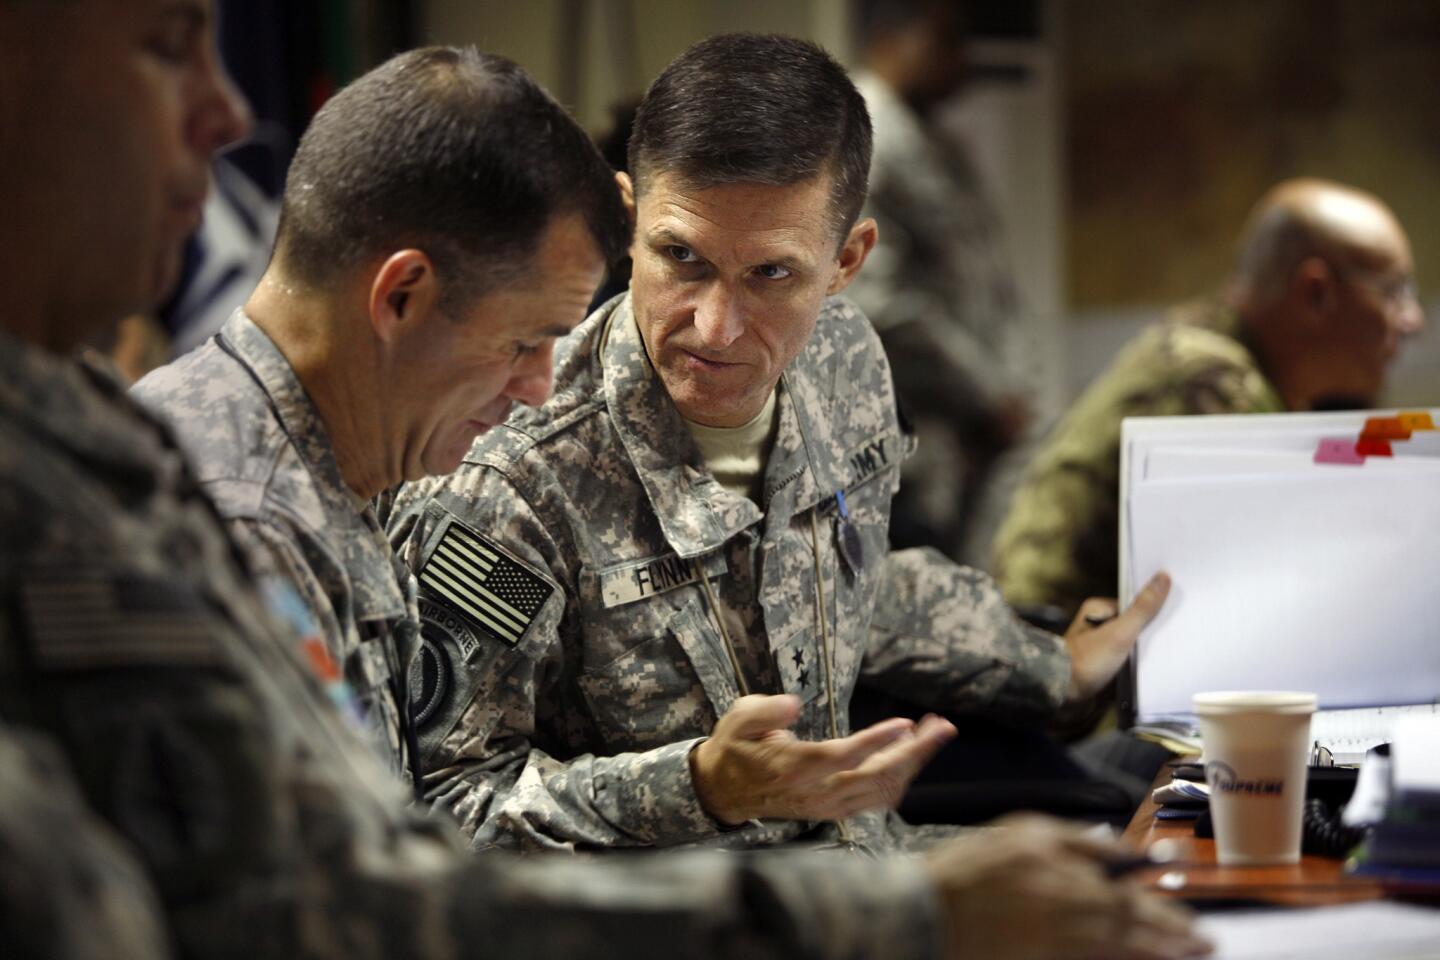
left=1123, top=763, right=1384, bottom=906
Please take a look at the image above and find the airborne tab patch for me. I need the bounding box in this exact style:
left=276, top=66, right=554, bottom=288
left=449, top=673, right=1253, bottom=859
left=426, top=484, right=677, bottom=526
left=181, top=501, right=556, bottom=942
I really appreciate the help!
left=418, top=519, right=554, bottom=648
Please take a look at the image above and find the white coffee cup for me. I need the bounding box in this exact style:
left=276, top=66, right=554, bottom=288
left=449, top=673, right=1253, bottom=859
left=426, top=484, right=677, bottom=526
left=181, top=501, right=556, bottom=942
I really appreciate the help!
left=1194, top=691, right=1317, bottom=866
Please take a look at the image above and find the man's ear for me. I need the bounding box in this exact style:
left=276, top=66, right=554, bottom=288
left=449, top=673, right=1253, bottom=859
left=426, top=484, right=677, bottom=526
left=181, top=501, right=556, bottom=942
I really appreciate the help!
left=616, top=171, right=638, bottom=258
left=369, top=250, right=440, bottom=344
left=1293, top=256, right=1338, bottom=320
left=826, top=217, right=879, bottom=296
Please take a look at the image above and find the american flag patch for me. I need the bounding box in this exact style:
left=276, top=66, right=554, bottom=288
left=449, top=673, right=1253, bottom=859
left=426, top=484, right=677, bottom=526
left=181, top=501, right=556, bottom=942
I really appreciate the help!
left=22, top=574, right=221, bottom=670
left=419, top=521, right=554, bottom=648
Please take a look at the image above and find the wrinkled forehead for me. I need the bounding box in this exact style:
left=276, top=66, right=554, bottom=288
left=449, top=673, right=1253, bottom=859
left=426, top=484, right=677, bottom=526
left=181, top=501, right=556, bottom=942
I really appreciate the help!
left=635, top=165, right=845, bottom=247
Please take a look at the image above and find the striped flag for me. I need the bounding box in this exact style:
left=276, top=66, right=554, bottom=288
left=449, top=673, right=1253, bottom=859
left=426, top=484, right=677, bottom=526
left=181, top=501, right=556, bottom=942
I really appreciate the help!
left=419, top=521, right=553, bottom=649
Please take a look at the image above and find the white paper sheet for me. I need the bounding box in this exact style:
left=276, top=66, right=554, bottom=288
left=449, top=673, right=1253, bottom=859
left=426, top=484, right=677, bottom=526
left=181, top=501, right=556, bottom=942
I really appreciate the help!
left=1393, top=715, right=1440, bottom=791
left=1128, top=468, right=1440, bottom=718
left=1198, top=902, right=1440, bottom=959
left=1117, top=409, right=1440, bottom=600
left=1143, top=445, right=1440, bottom=482
left=1118, top=410, right=1397, bottom=600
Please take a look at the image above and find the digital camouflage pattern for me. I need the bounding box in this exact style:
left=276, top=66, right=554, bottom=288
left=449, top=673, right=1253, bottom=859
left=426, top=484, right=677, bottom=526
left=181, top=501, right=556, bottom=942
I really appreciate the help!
left=0, top=727, right=172, bottom=960
left=385, top=293, right=1071, bottom=853
left=0, top=328, right=946, bottom=960
left=133, top=310, right=415, bottom=776
left=992, top=300, right=1285, bottom=617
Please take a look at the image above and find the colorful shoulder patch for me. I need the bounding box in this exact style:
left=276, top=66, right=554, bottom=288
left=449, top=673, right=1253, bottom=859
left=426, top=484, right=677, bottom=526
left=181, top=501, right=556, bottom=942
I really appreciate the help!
left=418, top=518, right=554, bottom=648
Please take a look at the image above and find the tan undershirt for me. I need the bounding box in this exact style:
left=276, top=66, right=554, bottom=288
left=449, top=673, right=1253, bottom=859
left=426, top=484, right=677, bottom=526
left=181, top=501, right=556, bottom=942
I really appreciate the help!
left=683, top=390, right=781, bottom=692
left=681, top=390, right=780, bottom=504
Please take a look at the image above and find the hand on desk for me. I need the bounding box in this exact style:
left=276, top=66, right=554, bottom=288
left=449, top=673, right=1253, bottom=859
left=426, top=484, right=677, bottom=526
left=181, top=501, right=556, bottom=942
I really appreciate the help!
left=688, top=693, right=957, bottom=825
left=926, top=814, right=1212, bottom=960
left=1063, top=571, right=1171, bottom=703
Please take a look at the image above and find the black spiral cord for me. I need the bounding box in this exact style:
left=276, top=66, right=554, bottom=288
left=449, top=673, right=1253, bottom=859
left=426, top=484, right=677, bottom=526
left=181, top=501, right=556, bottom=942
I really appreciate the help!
left=1301, top=798, right=1369, bottom=859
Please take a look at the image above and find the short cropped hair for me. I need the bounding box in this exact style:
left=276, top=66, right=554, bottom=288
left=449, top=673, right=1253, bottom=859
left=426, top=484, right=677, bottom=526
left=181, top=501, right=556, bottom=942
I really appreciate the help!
left=627, top=33, right=873, bottom=240
left=275, top=47, right=629, bottom=309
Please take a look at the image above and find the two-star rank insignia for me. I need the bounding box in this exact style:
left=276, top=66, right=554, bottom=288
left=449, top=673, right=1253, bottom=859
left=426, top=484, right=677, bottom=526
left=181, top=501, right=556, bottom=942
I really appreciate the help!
left=791, top=648, right=810, bottom=689
left=419, top=520, right=553, bottom=648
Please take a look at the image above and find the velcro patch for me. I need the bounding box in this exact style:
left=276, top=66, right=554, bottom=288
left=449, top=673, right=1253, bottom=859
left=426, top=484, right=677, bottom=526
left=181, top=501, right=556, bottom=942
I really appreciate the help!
left=418, top=519, right=553, bottom=648
left=598, top=550, right=728, bottom=609
left=22, top=573, right=221, bottom=670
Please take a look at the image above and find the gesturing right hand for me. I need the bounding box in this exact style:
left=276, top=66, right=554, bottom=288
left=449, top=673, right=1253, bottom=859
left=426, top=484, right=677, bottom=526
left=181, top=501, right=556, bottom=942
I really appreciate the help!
left=688, top=693, right=956, bottom=825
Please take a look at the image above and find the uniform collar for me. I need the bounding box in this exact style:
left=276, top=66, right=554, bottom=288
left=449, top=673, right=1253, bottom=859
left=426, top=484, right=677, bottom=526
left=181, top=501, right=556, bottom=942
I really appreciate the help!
left=0, top=329, right=169, bottom=491
left=217, top=309, right=406, bottom=622
left=1173, top=298, right=1286, bottom=413
left=597, top=293, right=852, bottom=558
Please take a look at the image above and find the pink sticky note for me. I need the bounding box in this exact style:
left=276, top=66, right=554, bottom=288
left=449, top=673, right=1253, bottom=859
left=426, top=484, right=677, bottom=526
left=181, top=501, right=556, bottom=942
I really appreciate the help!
left=1314, top=438, right=1365, bottom=465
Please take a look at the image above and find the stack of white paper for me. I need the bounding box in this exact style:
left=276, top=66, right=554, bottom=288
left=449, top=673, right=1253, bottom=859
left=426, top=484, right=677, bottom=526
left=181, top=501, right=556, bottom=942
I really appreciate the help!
left=1198, top=901, right=1440, bottom=959
left=1120, top=410, right=1440, bottom=729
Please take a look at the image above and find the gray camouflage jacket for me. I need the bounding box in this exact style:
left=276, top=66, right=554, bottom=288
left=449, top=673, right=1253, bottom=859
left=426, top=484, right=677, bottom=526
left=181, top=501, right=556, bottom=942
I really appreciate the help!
left=847, top=71, right=1026, bottom=417
left=133, top=310, right=415, bottom=776
left=386, top=293, right=1070, bottom=853
left=0, top=328, right=944, bottom=960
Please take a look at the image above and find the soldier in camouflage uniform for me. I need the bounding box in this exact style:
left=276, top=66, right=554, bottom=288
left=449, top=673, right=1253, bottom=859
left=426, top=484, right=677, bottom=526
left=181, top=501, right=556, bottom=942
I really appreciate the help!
left=0, top=9, right=1210, bottom=960
left=994, top=179, right=1424, bottom=619
left=845, top=0, right=1034, bottom=561
left=132, top=47, right=631, bottom=781
left=386, top=33, right=1168, bottom=856
left=132, top=309, right=420, bottom=777
left=0, top=326, right=941, bottom=956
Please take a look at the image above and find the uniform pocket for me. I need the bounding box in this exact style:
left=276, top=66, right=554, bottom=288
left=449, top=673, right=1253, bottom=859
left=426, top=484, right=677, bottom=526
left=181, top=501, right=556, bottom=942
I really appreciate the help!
left=576, top=622, right=721, bottom=752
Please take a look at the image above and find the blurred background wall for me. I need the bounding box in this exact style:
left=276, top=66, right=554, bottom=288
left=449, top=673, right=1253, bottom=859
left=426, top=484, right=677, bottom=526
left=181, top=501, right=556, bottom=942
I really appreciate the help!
left=214, top=0, right=1440, bottom=413
left=1062, top=0, right=1440, bottom=409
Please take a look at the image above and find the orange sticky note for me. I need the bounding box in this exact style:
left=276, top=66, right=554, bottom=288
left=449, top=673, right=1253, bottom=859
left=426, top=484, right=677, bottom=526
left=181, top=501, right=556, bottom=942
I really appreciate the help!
left=1361, top=417, right=1410, bottom=441
left=1398, top=411, right=1436, bottom=432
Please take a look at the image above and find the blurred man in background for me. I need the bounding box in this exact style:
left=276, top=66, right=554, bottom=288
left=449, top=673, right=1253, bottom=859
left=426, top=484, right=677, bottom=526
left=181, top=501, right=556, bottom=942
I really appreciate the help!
left=994, top=177, right=1423, bottom=620
left=848, top=0, right=1033, bottom=561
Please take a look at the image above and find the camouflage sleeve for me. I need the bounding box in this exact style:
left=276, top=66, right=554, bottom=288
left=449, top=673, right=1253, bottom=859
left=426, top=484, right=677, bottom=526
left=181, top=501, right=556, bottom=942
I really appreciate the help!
left=388, top=469, right=725, bottom=851
left=0, top=726, right=172, bottom=960
left=452, top=847, right=943, bottom=960
left=4, top=529, right=944, bottom=960
left=225, top=517, right=344, bottom=651
left=862, top=547, right=1070, bottom=718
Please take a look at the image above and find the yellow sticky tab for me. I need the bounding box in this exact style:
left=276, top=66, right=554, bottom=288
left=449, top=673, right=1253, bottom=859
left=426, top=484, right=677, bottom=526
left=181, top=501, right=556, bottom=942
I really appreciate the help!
left=1398, top=411, right=1435, bottom=431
